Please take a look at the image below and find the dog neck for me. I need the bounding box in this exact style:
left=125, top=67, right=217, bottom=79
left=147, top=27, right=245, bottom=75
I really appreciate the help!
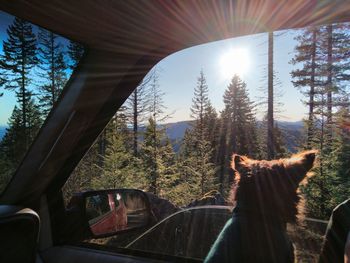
left=232, top=200, right=287, bottom=228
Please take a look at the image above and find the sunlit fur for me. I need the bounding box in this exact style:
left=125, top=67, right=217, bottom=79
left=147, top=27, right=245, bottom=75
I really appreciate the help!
left=231, top=150, right=317, bottom=223
left=205, top=151, right=317, bottom=263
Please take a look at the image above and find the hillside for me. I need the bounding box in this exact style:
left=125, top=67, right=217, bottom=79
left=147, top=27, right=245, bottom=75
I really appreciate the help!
left=0, top=121, right=303, bottom=152
left=165, top=120, right=193, bottom=140
left=164, top=120, right=303, bottom=153
left=277, top=121, right=304, bottom=152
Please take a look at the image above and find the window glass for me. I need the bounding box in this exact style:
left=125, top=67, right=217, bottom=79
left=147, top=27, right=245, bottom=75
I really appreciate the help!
left=86, top=194, right=111, bottom=222
left=63, top=22, right=350, bottom=261
left=0, top=11, right=84, bottom=193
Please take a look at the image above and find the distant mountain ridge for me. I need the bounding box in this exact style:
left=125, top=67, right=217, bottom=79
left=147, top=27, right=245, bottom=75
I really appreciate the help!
left=0, top=120, right=304, bottom=152
left=165, top=120, right=193, bottom=140
left=163, top=120, right=304, bottom=153
left=164, top=120, right=303, bottom=139
left=274, top=121, right=303, bottom=152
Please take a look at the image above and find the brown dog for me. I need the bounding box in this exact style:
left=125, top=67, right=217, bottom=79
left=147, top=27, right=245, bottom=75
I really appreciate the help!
left=205, top=151, right=316, bottom=263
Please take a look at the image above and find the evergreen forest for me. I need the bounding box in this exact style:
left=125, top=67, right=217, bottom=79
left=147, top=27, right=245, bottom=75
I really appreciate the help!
left=0, top=16, right=349, bottom=223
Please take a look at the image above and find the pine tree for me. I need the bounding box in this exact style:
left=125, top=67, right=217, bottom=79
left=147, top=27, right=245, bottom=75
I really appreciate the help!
left=291, top=26, right=328, bottom=218
left=252, top=32, right=288, bottom=159
left=264, top=32, right=289, bottom=159
left=292, top=24, right=350, bottom=219
left=197, top=76, right=220, bottom=162
left=0, top=154, right=13, bottom=193
left=93, top=110, right=146, bottom=189
left=257, top=116, right=288, bottom=159
left=267, top=31, right=275, bottom=159
left=179, top=128, right=196, bottom=159
left=196, top=139, right=217, bottom=195
left=63, top=109, right=136, bottom=202
left=216, top=116, right=229, bottom=194
left=216, top=75, right=260, bottom=195
left=0, top=98, right=42, bottom=165
left=140, top=117, right=162, bottom=195
left=0, top=60, right=7, bottom=97
left=158, top=138, right=182, bottom=202
left=325, top=25, right=334, bottom=130
left=178, top=129, right=205, bottom=204
left=191, top=70, right=211, bottom=140
left=63, top=144, right=100, bottom=203
left=291, top=27, right=322, bottom=149
left=201, top=103, right=220, bottom=171
left=37, top=28, right=67, bottom=116
left=26, top=98, right=42, bottom=141
left=67, top=40, right=84, bottom=70
left=141, top=116, right=184, bottom=202
left=177, top=71, right=218, bottom=196
left=179, top=128, right=217, bottom=197
left=182, top=70, right=218, bottom=195
left=93, top=131, right=138, bottom=189
left=273, top=123, right=288, bottom=158
left=203, top=104, right=219, bottom=153
left=148, top=72, right=167, bottom=123
left=223, top=75, right=259, bottom=157
left=318, top=24, right=350, bottom=215
left=319, top=24, right=350, bottom=153
left=125, top=71, right=153, bottom=156
left=0, top=106, right=24, bottom=163
left=330, top=105, right=350, bottom=204
left=139, top=73, right=172, bottom=195
left=0, top=18, right=38, bottom=149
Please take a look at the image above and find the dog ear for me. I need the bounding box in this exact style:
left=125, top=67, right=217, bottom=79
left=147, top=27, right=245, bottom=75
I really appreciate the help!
left=288, top=150, right=317, bottom=182
left=231, top=154, right=246, bottom=171
left=299, top=150, right=317, bottom=171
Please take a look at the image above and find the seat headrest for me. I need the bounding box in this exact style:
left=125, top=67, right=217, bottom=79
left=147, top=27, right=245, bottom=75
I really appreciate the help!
left=0, top=205, right=40, bottom=263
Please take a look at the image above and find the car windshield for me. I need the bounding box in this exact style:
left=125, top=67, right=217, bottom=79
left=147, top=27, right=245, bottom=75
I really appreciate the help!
left=62, top=21, right=350, bottom=261
left=0, top=10, right=84, bottom=193
left=1, top=9, right=350, bottom=262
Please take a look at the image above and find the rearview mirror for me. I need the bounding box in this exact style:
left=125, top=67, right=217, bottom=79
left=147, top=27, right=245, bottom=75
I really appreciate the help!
left=69, top=189, right=152, bottom=238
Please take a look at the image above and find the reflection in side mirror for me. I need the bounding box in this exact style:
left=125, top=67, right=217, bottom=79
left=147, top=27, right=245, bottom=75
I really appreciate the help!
left=83, top=189, right=151, bottom=237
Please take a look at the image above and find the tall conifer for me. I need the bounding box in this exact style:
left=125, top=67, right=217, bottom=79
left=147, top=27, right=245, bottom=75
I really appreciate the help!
left=0, top=18, right=38, bottom=148
left=67, top=40, right=84, bottom=69
left=37, top=28, right=67, bottom=115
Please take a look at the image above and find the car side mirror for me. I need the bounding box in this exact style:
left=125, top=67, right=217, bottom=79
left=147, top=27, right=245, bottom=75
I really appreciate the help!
left=68, top=189, right=152, bottom=238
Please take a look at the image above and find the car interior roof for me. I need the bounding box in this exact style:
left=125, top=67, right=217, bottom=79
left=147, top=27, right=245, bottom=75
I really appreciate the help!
left=1, top=1, right=350, bottom=54
left=0, top=0, right=350, bottom=207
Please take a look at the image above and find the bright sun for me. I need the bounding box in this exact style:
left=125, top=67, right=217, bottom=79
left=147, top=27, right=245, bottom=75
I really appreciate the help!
left=219, top=48, right=250, bottom=79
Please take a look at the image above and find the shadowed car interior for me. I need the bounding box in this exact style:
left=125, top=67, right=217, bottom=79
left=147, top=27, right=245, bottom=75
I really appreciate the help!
left=0, top=1, right=350, bottom=263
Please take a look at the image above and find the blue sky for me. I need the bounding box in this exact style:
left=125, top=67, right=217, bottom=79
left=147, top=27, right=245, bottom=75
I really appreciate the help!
left=0, top=11, right=70, bottom=125
left=0, top=11, right=15, bottom=125
left=0, top=10, right=306, bottom=126
left=157, top=29, right=305, bottom=123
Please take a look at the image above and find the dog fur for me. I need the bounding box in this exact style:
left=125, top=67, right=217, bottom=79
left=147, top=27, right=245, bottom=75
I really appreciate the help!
left=205, top=151, right=316, bottom=263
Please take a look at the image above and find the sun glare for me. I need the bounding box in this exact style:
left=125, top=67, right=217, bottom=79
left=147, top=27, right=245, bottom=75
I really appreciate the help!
left=219, top=48, right=250, bottom=79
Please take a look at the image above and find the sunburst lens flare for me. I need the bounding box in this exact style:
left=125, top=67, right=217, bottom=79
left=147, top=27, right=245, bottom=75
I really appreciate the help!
left=219, top=48, right=250, bottom=79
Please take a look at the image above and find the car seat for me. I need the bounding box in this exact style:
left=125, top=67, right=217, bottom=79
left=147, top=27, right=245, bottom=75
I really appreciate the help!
left=0, top=205, right=40, bottom=263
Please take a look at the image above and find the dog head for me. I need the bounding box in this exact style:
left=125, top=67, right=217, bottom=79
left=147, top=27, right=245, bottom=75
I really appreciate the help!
left=231, top=150, right=316, bottom=222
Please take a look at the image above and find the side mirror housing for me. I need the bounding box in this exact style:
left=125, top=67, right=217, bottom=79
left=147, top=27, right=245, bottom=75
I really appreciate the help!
left=67, top=189, right=152, bottom=238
